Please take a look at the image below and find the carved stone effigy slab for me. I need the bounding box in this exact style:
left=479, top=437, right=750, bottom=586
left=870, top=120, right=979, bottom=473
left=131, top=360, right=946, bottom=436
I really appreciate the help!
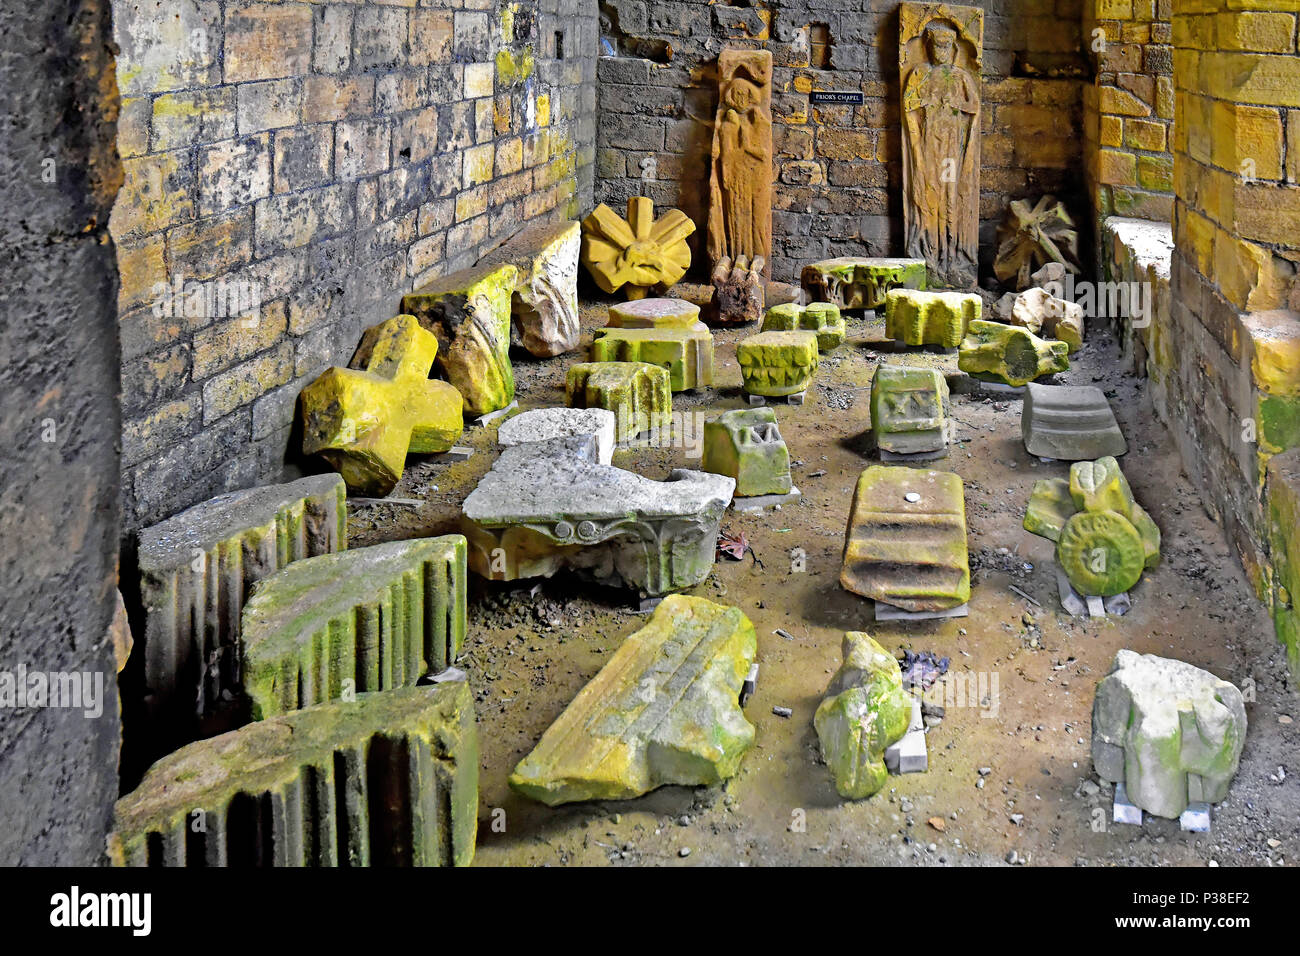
left=708, top=49, right=773, bottom=273
left=137, top=475, right=347, bottom=747
left=110, top=682, right=478, bottom=867
left=477, top=219, right=581, bottom=358
left=240, top=535, right=468, bottom=720
left=509, top=595, right=756, bottom=805
left=900, top=3, right=983, bottom=289
left=461, top=436, right=734, bottom=596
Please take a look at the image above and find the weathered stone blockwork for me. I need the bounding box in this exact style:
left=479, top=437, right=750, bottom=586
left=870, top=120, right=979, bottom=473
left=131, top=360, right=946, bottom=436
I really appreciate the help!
left=596, top=0, right=1087, bottom=283
left=1082, top=0, right=1175, bottom=223
left=112, top=0, right=597, bottom=534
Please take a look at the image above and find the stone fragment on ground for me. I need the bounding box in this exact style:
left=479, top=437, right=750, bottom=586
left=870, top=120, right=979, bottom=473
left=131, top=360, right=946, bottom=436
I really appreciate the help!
left=301, top=315, right=464, bottom=494
left=509, top=594, right=757, bottom=805
left=399, top=262, right=518, bottom=415
left=498, top=406, right=617, bottom=464
left=137, top=474, right=347, bottom=746
left=958, top=319, right=1069, bottom=386
left=461, top=436, right=734, bottom=595
left=477, top=219, right=581, bottom=357
left=800, top=256, right=927, bottom=310
left=1021, top=382, right=1127, bottom=460
left=761, top=301, right=846, bottom=351
left=110, top=682, right=478, bottom=867
left=1008, top=286, right=1085, bottom=352
left=702, top=406, right=792, bottom=497
left=841, top=465, right=971, bottom=611
left=607, top=297, right=700, bottom=329
left=737, top=330, right=820, bottom=397
left=591, top=325, right=714, bottom=391
left=885, top=289, right=981, bottom=348
left=565, top=361, right=672, bottom=443
left=815, top=631, right=914, bottom=799
left=241, top=535, right=468, bottom=719
left=710, top=254, right=766, bottom=324
left=1092, top=649, right=1247, bottom=820
left=871, top=364, right=950, bottom=456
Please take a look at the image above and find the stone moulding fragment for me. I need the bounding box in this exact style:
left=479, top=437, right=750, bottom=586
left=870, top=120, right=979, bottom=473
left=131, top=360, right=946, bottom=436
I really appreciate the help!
left=137, top=475, right=347, bottom=743
left=884, top=288, right=980, bottom=348
left=870, top=365, right=950, bottom=455
left=1021, top=382, right=1126, bottom=460
left=702, top=406, right=793, bottom=497
left=590, top=325, right=715, bottom=391
left=737, top=330, right=820, bottom=397
left=509, top=594, right=757, bottom=805
left=1091, top=649, right=1247, bottom=819
left=109, top=682, right=478, bottom=867
left=301, top=314, right=464, bottom=495
left=498, top=407, right=617, bottom=465
left=476, top=219, right=581, bottom=357
left=240, top=535, right=468, bottom=720
left=607, top=297, right=701, bottom=329
left=399, top=262, right=519, bottom=416
left=565, top=360, right=672, bottom=443
left=801, top=257, right=927, bottom=310
left=958, top=319, right=1069, bottom=386
left=841, top=465, right=971, bottom=611
left=761, top=301, right=847, bottom=351
left=461, top=436, right=735, bottom=596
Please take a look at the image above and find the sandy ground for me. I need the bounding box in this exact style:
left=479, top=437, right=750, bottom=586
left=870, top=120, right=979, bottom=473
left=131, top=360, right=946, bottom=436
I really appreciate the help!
left=349, top=297, right=1299, bottom=867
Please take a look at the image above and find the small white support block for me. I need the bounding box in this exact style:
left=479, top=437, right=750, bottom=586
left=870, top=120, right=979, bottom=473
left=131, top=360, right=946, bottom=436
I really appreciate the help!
left=1112, top=782, right=1143, bottom=826
left=740, top=663, right=758, bottom=707
left=885, top=698, right=927, bottom=774
left=874, top=601, right=969, bottom=621
left=1179, top=802, right=1211, bottom=833
left=472, top=400, right=518, bottom=427
left=1086, top=594, right=1106, bottom=617
left=434, top=445, right=474, bottom=462
left=746, top=393, right=767, bottom=406
left=732, top=486, right=801, bottom=513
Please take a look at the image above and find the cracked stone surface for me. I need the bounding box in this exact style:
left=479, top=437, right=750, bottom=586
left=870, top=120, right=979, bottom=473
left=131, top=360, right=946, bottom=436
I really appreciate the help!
left=1092, top=649, right=1247, bottom=820
left=461, top=436, right=733, bottom=595
left=498, top=407, right=617, bottom=464
left=509, top=594, right=757, bottom=805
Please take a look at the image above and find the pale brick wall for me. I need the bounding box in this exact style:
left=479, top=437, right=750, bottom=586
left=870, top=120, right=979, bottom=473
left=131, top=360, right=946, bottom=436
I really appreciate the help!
left=594, top=0, right=1088, bottom=284
left=111, top=0, right=597, bottom=534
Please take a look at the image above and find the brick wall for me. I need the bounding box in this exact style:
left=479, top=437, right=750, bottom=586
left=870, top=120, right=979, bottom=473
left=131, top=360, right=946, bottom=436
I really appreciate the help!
left=594, top=0, right=1088, bottom=284
left=1083, top=0, right=1175, bottom=224
left=111, top=0, right=597, bottom=535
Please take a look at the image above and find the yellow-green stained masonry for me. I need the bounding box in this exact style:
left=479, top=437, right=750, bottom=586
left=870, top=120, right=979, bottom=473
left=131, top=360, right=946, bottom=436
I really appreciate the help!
left=591, top=325, right=715, bottom=391
left=300, top=315, right=463, bottom=496
left=565, top=361, right=672, bottom=443
left=737, top=330, right=820, bottom=396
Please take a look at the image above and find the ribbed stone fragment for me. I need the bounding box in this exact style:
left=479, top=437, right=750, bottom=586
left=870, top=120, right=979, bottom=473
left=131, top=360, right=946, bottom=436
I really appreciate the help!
left=1021, top=383, right=1126, bottom=460
left=110, top=682, right=478, bottom=867
left=591, top=326, right=715, bottom=391
left=461, top=437, right=733, bottom=595
left=565, top=361, right=672, bottom=443
left=241, top=536, right=467, bottom=720
left=801, top=256, right=927, bottom=310
left=1092, top=650, right=1246, bottom=819
left=841, top=466, right=970, bottom=611
left=884, top=289, right=981, bottom=347
left=137, top=475, right=347, bottom=746
left=509, top=595, right=756, bottom=805
left=737, top=330, right=820, bottom=396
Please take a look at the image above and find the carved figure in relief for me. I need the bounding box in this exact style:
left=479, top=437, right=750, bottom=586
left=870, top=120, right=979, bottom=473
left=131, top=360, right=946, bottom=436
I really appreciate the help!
left=708, top=51, right=772, bottom=271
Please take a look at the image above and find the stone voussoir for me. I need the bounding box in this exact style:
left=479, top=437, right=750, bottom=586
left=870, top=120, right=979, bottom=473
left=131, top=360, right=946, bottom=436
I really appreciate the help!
left=476, top=219, right=581, bottom=358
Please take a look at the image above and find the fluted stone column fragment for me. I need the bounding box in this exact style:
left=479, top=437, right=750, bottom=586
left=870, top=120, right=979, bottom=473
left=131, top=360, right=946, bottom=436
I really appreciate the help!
left=241, top=536, right=468, bottom=719
left=110, top=682, right=478, bottom=867
left=137, top=475, right=347, bottom=746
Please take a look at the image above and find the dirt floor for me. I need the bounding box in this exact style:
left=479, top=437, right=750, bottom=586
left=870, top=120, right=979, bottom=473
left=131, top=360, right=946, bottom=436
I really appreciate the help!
left=348, top=295, right=1299, bottom=867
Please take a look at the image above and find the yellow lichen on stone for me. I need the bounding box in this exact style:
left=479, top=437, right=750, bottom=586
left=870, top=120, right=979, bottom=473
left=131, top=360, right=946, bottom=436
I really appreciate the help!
left=300, top=315, right=463, bottom=496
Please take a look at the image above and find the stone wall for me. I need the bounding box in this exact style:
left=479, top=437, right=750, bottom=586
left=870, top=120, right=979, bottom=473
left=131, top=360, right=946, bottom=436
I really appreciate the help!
left=0, top=0, right=125, bottom=864
left=594, top=0, right=1089, bottom=284
left=111, top=0, right=597, bottom=536
left=1082, top=0, right=1175, bottom=225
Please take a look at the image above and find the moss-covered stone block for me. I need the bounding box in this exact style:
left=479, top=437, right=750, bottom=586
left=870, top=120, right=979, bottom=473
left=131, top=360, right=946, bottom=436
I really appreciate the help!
left=958, top=319, right=1069, bottom=386
left=509, top=595, right=756, bottom=805
left=109, top=682, right=478, bottom=866
left=1023, top=477, right=1074, bottom=541
left=241, top=536, right=467, bottom=720
left=565, top=361, right=672, bottom=443
left=870, top=365, right=949, bottom=455
left=885, top=289, right=981, bottom=348
left=801, top=256, right=927, bottom=310
left=841, top=466, right=970, bottom=611
left=399, top=262, right=518, bottom=415
left=737, top=330, right=820, bottom=396
left=814, top=632, right=914, bottom=800
left=1068, top=456, right=1136, bottom=519
left=761, top=301, right=846, bottom=351
left=590, top=325, right=715, bottom=391
left=301, top=315, right=464, bottom=495
left=1265, top=449, right=1300, bottom=685
left=702, top=407, right=792, bottom=497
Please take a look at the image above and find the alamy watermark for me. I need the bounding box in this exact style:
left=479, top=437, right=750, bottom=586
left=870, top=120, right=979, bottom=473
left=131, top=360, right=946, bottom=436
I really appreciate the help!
left=151, top=273, right=262, bottom=325
left=616, top=408, right=705, bottom=459
left=1043, top=274, right=1153, bottom=329
left=0, top=665, right=105, bottom=718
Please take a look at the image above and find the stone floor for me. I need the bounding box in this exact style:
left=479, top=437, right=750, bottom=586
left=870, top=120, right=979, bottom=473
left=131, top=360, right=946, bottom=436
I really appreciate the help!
left=347, top=297, right=1300, bottom=867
